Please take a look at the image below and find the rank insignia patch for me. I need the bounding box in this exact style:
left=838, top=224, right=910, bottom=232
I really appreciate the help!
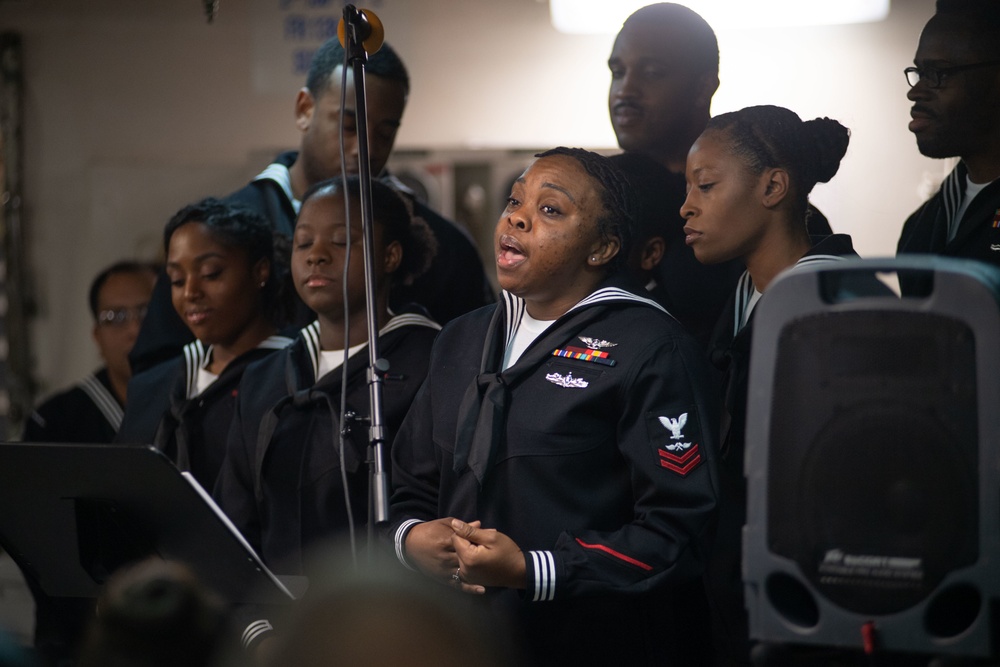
left=651, top=412, right=702, bottom=476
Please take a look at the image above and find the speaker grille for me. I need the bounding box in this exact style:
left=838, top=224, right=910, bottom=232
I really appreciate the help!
left=766, top=311, right=978, bottom=615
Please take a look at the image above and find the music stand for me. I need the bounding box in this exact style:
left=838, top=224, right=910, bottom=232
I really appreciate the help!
left=0, top=442, right=296, bottom=604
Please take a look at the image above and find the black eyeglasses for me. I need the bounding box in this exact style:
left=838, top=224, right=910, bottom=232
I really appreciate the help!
left=97, top=305, right=148, bottom=327
left=904, top=60, right=1000, bottom=88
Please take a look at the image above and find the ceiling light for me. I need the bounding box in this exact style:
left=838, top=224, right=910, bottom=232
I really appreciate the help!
left=550, top=0, right=890, bottom=34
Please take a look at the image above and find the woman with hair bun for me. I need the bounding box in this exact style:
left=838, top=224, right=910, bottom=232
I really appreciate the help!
left=680, top=104, right=857, bottom=664
left=682, top=105, right=852, bottom=289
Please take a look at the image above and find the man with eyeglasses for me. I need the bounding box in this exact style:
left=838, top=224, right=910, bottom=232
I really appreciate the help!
left=23, top=260, right=156, bottom=444
left=897, top=0, right=1000, bottom=279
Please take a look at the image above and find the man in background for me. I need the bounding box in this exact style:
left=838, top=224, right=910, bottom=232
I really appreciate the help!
left=130, top=39, right=493, bottom=373
left=608, top=3, right=831, bottom=348
left=607, top=3, right=742, bottom=349
left=897, top=0, right=1000, bottom=279
left=228, top=38, right=493, bottom=323
left=23, top=260, right=156, bottom=443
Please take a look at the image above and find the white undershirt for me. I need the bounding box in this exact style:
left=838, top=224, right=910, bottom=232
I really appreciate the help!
left=194, top=367, right=218, bottom=396
left=317, top=342, right=368, bottom=380
left=741, top=289, right=764, bottom=331
left=951, top=175, right=992, bottom=242
left=503, top=311, right=554, bottom=370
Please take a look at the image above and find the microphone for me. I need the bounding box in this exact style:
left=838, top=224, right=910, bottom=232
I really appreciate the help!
left=337, top=6, right=384, bottom=54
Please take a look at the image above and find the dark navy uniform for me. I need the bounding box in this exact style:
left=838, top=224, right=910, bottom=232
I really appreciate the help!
left=214, top=313, right=439, bottom=574
left=897, top=162, right=1000, bottom=293
left=390, top=278, right=721, bottom=666
left=21, top=368, right=123, bottom=665
left=117, top=336, right=292, bottom=491
left=23, top=369, right=122, bottom=444
left=213, top=313, right=438, bottom=651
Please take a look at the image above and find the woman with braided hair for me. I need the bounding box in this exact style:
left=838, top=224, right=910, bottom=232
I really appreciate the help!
left=389, top=147, right=722, bottom=665
left=680, top=104, right=857, bottom=664
left=117, top=198, right=296, bottom=491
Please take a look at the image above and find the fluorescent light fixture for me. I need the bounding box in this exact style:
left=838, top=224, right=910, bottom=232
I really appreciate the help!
left=550, top=0, right=890, bottom=34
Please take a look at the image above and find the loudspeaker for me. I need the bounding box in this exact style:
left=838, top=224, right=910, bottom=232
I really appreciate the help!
left=743, top=257, right=1000, bottom=658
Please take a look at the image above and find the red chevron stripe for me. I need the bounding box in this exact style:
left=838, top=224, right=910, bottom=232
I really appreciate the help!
left=660, top=454, right=702, bottom=475
left=575, top=538, right=653, bottom=571
left=658, top=445, right=702, bottom=476
left=659, top=444, right=699, bottom=464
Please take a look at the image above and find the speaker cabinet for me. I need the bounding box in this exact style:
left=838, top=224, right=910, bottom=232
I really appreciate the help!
left=743, top=257, right=1000, bottom=658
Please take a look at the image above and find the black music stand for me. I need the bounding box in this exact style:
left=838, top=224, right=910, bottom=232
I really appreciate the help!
left=0, top=442, right=296, bottom=604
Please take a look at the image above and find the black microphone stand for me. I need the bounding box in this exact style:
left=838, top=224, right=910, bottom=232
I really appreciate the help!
left=339, top=5, right=391, bottom=539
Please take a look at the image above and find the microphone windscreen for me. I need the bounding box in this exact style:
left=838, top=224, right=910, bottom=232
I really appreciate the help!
left=337, top=8, right=384, bottom=54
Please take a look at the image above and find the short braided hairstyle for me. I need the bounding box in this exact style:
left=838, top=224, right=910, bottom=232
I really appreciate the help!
left=607, top=151, right=675, bottom=246
left=534, top=147, right=637, bottom=273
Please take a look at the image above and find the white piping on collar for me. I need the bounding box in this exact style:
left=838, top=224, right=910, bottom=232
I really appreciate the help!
left=734, top=253, right=849, bottom=336
left=183, top=335, right=294, bottom=399
left=499, top=286, right=668, bottom=349
left=252, top=162, right=301, bottom=215
left=79, top=372, right=124, bottom=431
left=299, top=312, right=440, bottom=381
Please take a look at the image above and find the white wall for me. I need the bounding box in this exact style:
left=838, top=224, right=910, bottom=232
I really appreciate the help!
left=0, top=0, right=940, bottom=398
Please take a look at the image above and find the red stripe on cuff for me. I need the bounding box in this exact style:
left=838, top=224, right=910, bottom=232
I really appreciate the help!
left=575, top=538, right=653, bottom=571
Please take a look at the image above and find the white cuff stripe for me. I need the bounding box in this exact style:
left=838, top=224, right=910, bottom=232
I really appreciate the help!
left=529, top=550, right=556, bottom=601
left=241, top=619, right=273, bottom=648
left=544, top=551, right=556, bottom=600
left=395, top=519, right=424, bottom=571
left=530, top=551, right=541, bottom=601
